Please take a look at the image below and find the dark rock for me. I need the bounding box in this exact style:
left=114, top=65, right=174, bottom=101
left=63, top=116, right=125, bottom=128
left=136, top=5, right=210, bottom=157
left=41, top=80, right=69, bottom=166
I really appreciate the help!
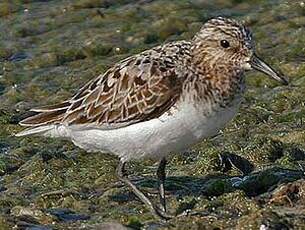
left=218, top=152, right=254, bottom=175
left=286, top=147, right=305, bottom=161
left=7, top=52, right=30, bottom=62
left=46, top=208, right=90, bottom=222
left=234, top=167, right=304, bottom=197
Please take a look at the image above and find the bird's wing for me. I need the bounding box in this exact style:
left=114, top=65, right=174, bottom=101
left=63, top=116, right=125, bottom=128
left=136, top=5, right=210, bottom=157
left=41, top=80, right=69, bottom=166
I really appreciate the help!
left=20, top=46, right=186, bottom=129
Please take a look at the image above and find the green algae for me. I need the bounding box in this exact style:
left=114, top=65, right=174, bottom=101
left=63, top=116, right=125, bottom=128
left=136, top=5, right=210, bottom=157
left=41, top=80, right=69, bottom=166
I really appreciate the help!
left=0, top=0, right=304, bottom=229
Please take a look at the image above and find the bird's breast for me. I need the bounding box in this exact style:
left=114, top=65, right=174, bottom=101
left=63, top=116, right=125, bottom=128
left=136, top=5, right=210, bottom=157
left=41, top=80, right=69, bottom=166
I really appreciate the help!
left=167, top=96, right=242, bottom=142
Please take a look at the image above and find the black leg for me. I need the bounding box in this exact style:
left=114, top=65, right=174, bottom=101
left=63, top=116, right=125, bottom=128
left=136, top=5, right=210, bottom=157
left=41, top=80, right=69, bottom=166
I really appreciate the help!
left=117, top=160, right=172, bottom=220
left=157, top=158, right=167, bottom=212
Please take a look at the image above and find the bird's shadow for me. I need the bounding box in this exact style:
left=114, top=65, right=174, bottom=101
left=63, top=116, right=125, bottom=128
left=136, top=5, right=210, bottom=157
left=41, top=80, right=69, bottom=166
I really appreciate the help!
left=133, top=166, right=304, bottom=198
left=108, top=166, right=304, bottom=216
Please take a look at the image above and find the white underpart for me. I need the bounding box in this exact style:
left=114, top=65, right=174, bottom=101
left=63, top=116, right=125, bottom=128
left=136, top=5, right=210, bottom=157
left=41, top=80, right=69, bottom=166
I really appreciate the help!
left=43, top=97, right=241, bottom=162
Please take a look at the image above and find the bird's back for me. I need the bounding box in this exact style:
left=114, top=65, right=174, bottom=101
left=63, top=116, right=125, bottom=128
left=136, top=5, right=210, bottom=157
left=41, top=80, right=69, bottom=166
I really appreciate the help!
left=16, top=40, right=194, bottom=137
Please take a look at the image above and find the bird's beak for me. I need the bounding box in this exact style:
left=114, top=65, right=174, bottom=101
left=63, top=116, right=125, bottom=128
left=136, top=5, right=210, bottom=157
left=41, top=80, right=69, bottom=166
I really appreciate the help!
left=250, top=54, right=288, bottom=85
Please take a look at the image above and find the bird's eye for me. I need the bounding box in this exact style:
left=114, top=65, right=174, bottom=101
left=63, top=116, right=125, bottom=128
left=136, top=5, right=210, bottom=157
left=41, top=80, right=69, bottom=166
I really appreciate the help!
left=220, top=40, right=230, bottom=48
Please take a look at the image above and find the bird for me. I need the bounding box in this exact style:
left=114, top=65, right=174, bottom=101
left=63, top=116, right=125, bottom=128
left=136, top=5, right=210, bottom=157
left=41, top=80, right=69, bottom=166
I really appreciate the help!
left=16, top=17, right=288, bottom=220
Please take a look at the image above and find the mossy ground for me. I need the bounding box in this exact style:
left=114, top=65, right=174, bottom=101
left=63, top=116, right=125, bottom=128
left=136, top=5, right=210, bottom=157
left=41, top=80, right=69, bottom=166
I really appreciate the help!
left=0, top=0, right=305, bottom=229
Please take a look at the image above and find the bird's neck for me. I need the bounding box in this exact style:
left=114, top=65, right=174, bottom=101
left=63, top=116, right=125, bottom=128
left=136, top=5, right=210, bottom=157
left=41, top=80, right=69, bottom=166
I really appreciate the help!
left=185, top=55, right=245, bottom=106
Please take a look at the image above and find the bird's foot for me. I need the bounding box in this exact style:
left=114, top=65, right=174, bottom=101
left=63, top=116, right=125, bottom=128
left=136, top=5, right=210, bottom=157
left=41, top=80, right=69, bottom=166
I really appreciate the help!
left=154, top=208, right=174, bottom=220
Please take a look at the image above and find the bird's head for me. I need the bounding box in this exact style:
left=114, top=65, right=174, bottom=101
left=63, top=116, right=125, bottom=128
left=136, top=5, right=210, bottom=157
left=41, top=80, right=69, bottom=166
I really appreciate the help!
left=192, top=17, right=288, bottom=85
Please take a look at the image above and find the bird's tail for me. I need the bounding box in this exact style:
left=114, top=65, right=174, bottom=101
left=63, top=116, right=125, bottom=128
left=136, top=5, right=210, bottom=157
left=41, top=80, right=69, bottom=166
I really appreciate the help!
left=16, top=101, right=70, bottom=137
left=15, top=125, right=55, bottom=137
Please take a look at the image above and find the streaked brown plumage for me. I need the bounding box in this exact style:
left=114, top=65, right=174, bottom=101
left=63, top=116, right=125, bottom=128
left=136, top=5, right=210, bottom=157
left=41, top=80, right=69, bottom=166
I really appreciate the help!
left=17, top=17, right=288, bottom=219
left=19, top=18, right=256, bottom=129
left=20, top=42, right=188, bottom=128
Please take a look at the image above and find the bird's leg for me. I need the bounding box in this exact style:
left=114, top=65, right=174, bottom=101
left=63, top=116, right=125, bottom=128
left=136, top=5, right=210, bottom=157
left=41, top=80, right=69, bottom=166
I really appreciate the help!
left=157, top=158, right=167, bottom=212
left=117, top=160, right=172, bottom=220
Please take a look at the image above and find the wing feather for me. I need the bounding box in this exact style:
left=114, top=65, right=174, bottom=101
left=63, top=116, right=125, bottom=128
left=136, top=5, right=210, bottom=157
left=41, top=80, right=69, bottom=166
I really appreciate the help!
left=18, top=41, right=191, bottom=129
left=62, top=53, right=183, bottom=127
